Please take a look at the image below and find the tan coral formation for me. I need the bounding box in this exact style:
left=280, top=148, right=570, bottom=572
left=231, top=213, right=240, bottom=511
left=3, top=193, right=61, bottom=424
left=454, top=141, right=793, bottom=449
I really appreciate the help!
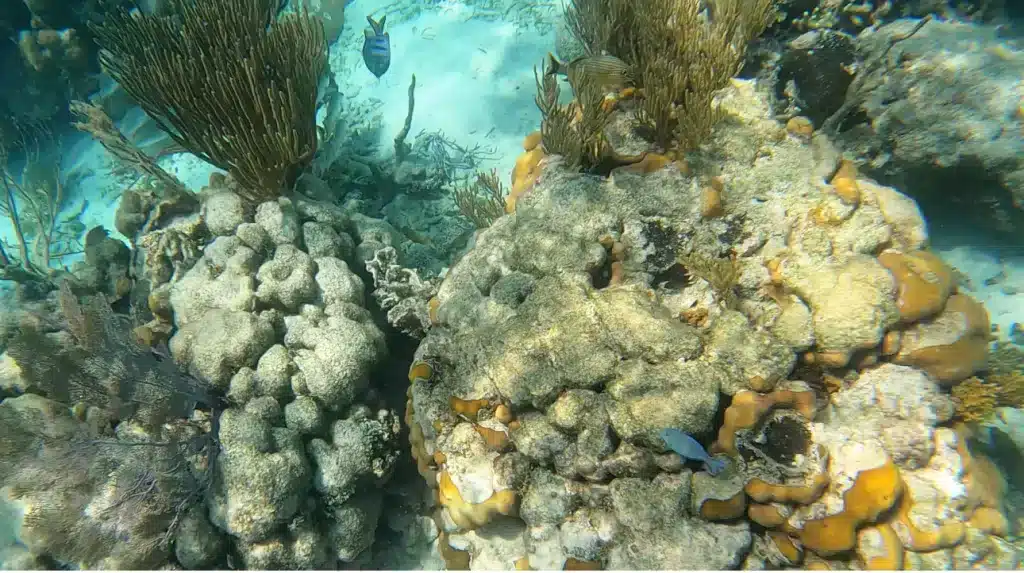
left=403, top=79, right=1015, bottom=569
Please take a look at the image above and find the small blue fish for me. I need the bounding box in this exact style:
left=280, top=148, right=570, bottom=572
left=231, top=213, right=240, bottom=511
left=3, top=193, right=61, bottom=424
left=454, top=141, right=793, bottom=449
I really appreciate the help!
left=660, top=428, right=727, bottom=476
left=362, top=15, right=391, bottom=79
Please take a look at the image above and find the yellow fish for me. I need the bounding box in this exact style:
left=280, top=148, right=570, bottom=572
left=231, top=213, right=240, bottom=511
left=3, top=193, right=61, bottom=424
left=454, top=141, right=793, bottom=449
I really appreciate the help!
left=546, top=52, right=633, bottom=96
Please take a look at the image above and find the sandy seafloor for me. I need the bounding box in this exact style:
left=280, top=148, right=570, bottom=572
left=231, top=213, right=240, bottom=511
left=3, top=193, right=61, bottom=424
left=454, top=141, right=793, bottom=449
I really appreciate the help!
left=0, top=2, right=1022, bottom=333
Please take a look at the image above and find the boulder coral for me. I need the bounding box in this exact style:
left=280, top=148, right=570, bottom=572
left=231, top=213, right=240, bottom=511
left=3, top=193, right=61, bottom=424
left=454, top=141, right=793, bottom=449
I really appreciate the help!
left=126, top=180, right=402, bottom=567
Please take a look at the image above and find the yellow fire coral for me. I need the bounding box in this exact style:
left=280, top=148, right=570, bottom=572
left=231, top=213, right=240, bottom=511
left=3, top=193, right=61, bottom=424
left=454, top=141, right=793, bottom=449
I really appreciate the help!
left=876, top=249, right=954, bottom=322
left=799, top=460, right=903, bottom=556
left=438, top=469, right=518, bottom=530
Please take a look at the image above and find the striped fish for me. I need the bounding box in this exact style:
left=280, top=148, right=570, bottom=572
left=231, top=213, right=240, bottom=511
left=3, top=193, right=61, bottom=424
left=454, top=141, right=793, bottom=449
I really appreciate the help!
left=362, top=15, right=391, bottom=79
left=546, top=52, right=633, bottom=96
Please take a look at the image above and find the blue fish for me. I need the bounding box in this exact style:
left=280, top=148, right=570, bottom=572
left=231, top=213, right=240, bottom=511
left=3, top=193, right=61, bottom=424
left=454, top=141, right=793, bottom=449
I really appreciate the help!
left=362, top=15, right=391, bottom=79
left=660, top=428, right=727, bottom=476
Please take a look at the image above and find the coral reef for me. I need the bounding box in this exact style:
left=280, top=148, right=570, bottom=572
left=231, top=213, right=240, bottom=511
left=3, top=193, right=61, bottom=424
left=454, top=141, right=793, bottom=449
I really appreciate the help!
left=403, top=79, right=1016, bottom=568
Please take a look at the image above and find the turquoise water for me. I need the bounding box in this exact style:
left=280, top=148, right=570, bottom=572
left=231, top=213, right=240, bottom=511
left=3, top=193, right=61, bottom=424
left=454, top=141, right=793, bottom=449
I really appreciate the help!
left=0, top=0, right=1022, bottom=569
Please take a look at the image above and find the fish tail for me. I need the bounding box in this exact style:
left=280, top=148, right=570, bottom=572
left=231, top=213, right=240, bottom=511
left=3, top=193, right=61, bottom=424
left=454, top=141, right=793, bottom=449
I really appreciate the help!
left=366, top=14, right=386, bottom=34
left=546, top=52, right=563, bottom=77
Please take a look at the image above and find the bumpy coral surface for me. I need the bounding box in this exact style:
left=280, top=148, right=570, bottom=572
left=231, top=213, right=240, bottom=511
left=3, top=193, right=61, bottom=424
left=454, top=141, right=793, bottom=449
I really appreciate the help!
left=134, top=183, right=402, bottom=568
left=406, top=79, right=1017, bottom=569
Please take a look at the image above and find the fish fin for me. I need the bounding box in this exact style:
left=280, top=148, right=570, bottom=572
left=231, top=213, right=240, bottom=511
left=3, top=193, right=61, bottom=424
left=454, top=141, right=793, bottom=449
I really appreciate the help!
left=706, top=457, right=728, bottom=476
left=546, top=52, right=563, bottom=76
left=366, top=14, right=385, bottom=34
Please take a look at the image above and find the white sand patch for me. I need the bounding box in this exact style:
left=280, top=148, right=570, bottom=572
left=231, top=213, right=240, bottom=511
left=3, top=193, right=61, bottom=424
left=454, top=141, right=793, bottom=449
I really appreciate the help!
left=331, top=0, right=557, bottom=178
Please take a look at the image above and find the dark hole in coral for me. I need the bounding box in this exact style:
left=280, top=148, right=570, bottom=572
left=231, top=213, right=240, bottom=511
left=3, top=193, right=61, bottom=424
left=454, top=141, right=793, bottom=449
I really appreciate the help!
left=710, top=392, right=732, bottom=444
left=590, top=249, right=615, bottom=290
left=652, top=262, right=690, bottom=290
left=640, top=219, right=682, bottom=270
left=758, top=415, right=811, bottom=467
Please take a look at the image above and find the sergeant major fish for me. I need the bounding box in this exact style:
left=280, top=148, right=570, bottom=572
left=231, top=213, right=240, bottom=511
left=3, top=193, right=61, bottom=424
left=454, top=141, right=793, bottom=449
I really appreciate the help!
left=660, top=428, right=727, bottom=476
left=362, top=14, right=391, bottom=79
left=546, top=52, right=632, bottom=96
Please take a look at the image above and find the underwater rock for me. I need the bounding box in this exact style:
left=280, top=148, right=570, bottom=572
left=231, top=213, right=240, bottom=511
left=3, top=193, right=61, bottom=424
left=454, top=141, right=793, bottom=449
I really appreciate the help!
left=255, top=197, right=302, bottom=246
left=403, top=77, right=994, bottom=569
left=307, top=408, right=400, bottom=507
left=169, top=235, right=260, bottom=325
left=365, top=245, right=439, bottom=338
left=283, top=304, right=386, bottom=409
left=302, top=221, right=350, bottom=259
left=838, top=18, right=1024, bottom=216
left=327, top=492, right=384, bottom=562
left=174, top=506, right=227, bottom=569
left=234, top=514, right=331, bottom=569
left=314, top=256, right=365, bottom=307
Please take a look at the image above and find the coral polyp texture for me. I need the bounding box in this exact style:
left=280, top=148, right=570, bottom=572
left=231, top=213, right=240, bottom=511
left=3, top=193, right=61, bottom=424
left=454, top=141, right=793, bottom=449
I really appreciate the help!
left=407, top=80, right=1019, bottom=569
left=2, top=0, right=1024, bottom=568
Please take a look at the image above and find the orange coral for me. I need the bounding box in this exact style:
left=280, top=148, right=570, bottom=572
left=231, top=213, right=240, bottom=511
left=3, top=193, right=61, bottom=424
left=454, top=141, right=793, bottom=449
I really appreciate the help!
left=564, top=558, right=601, bottom=570
left=749, top=503, right=788, bottom=528
left=427, top=296, right=441, bottom=326
left=829, top=160, right=861, bottom=206
left=799, top=460, right=903, bottom=556
left=408, top=360, right=433, bottom=383
left=450, top=397, right=491, bottom=418
left=699, top=490, right=747, bottom=521
left=712, top=389, right=816, bottom=455
left=769, top=531, right=803, bottom=564
left=876, top=249, right=955, bottom=322
left=786, top=116, right=814, bottom=138
left=474, top=424, right=511, bottom=451
left=700, top=183, right=724, bottom=219
left=406, top=390, right=437, bottom=483
left=894, top=293, right=989, bottom=384
left=439, top=469, right=518, bottom=530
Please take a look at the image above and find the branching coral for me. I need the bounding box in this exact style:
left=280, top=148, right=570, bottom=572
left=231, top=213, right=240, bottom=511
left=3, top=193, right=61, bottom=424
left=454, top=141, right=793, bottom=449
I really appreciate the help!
left=565, top=0, right=776, bottom=152
left=534, top=65, right=614, bottom=172
left=0, top=124, right=81, bottom=286
left=953, top=372, right=1024, bottom=423
left=70, top=101, right=191, bottom=200
left=452, top=169, right=507, bottom=229
left=89, top=0, right=327, bottom=201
